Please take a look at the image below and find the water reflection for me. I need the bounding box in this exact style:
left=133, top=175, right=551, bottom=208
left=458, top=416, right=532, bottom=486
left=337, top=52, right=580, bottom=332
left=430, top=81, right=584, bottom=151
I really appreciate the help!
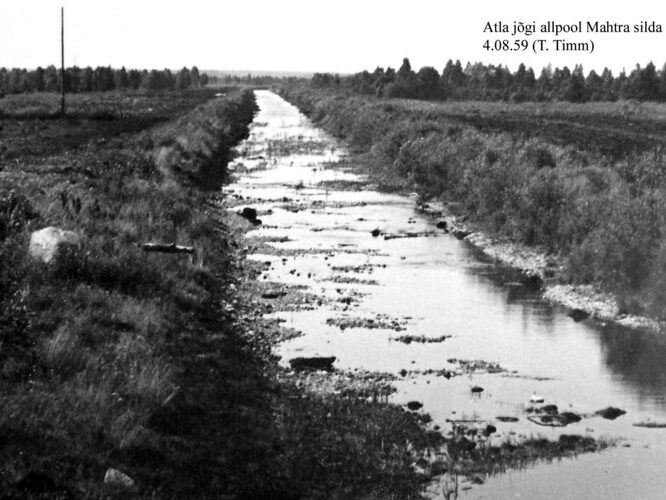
left=600, top=324, right=666, bottom=396
left=233, top=90, right=666, bottom=500
left=466, top=250, right=666, bottom=405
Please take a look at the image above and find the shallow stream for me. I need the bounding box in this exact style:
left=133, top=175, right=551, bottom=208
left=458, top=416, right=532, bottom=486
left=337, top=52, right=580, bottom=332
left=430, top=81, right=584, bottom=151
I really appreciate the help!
left=225, top=90, right=666, bottom=499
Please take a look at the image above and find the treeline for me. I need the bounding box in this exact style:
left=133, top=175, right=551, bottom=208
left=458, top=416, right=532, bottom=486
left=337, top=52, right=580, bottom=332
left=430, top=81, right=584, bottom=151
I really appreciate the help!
left=218, top=73, right=288, bottom=85
left=0, top=65, right=210, bottom=94
left=313, top=58, right=666, bottom=102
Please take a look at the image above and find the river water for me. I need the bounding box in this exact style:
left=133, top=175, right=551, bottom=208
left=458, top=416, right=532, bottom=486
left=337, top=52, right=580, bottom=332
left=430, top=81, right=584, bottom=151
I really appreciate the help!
left=225, top=90, right=666, bottom=499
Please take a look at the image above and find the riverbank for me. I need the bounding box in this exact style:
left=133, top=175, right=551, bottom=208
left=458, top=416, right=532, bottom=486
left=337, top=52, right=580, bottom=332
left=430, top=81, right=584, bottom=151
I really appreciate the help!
left=223, top=90, right=620, bottom=499
left=0, top=89, right=274, bottom=497
left=276, top=84, right=666, bottom=332
left=415, top=200, right=662, bottom=332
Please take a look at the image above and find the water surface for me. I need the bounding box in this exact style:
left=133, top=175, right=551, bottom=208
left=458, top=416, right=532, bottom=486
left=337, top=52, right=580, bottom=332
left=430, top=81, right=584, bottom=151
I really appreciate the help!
left=226, top=90, right=666, bottom=499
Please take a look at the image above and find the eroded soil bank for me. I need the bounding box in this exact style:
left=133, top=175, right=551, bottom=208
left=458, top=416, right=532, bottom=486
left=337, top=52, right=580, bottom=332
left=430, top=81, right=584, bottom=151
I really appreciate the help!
left=222, top=90, right=666, bottom=499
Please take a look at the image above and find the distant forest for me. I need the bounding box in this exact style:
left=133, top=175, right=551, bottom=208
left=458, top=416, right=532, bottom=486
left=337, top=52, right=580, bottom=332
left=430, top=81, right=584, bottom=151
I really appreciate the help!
left=313, top=58, right=666, bottom=102
left=0, top=66, right=214, bottom=94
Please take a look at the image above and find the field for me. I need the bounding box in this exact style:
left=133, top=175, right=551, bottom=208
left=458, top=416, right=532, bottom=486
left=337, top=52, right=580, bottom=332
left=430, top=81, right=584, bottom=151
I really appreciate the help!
left=279, top=84, right=666, bottom=320
left=396, top=99, right=666, bottom=159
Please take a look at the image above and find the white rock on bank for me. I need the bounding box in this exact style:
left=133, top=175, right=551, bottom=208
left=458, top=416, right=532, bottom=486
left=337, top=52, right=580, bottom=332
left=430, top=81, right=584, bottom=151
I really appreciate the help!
left=28, top=227, right=81, bottom=264
left=103, top=468, right=135, bottom=489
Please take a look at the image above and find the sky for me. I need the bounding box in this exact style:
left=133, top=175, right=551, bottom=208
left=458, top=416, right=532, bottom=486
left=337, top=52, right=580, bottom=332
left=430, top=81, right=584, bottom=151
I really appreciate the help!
left=1, top=0, right=665, bottom=75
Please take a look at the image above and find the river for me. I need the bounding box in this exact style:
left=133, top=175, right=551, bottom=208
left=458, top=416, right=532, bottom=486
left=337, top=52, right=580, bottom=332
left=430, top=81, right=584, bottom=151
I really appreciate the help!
left=224, top=90, right=666, bottom=499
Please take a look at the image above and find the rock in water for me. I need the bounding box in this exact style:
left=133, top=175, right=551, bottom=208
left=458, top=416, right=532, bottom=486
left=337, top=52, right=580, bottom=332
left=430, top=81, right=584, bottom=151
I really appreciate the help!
left=452, top=229, right=471, bottom=240
left=483, top=424, right=497, bottom=436
left=289, top=356, right=336, bottom=372
left=240, top=207, right=257, bottom=220
left=496, top=416, right=519, bottom=422
left=568, top=308, right=590, bottom=322
left=540, top=404, right=559, bottom=415
left=596, top=407, right=626, bottom=420
left=103, top=468, right=135, bottom=489
left=371, top=228, right=381, bottom=237
left=406, top=401, right=423, bottom=411
left=239, top=207, right=261, bottom=225
left=28, top=227, right=81, bottom=264
left=559, top=411, right=582, bottom=424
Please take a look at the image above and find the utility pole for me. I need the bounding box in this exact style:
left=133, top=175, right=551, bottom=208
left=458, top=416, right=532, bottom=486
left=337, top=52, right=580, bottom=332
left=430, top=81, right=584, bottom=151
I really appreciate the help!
left=60, top=6, right=66, bottom=116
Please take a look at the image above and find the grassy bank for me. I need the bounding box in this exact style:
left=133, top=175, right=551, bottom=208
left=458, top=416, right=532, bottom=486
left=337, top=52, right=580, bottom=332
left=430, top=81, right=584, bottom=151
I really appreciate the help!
left=0, top=89, right=267, bottom=497
left=278, top=84, right=666, bottom=320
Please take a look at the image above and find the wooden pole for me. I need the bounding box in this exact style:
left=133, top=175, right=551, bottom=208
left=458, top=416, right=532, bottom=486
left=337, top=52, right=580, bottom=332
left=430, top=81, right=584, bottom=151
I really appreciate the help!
left=60, top=6, right=66, bottom=116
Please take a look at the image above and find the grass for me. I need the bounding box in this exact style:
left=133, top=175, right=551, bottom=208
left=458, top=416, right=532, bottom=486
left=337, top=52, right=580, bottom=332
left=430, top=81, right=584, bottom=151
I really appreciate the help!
left=279, top=83, right=666, bottom=320
left=0, top=88, right=263, bottom=497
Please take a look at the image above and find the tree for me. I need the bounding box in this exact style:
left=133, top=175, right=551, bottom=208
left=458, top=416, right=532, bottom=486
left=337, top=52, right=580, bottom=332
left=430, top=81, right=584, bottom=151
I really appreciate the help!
left=562, top=65, right=587, bottom=102
left=114, top=67, right=129, bottom=90
left=93, top=66, right=115, bottom=91
left=386, top=58, right=417, bottom=98
left=67, top=66, right=81, bottom=93
left=586, top=70, right=604, bottom=101
left=441, top=59, right=466, bottom=98
left=551, top=66, right=571, bottom=100
left=44, top=65, right=59, bottom=92
left=397, top=57, right=413, bottom=80
left=636, top=62, right=659, bottom=100
left=190, top=66, right=201, bottom=88
left=176, top=67, right=191, bottom=90
left=600, top=67, right=616, bottom=101
left=536, top=66, right=553, bottom=96
left=127, top=69, right=142, bottom=90
left=614, top=70, right=629, bottom=98
left=416, top=66, right=442, bottom=99
left=79, top=66, right=93, bottom=92
left=31, top=66, right=46, bottom=92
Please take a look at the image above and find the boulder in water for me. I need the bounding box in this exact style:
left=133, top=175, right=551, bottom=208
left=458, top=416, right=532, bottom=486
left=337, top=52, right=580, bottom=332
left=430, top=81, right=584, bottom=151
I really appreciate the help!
left=568, top=308, right=590, bottom=322
left=289, top=356, right=336, bottom=372
left=406, top=401, right=423, bottom=411
left=596, top=407, right=626, bottom=420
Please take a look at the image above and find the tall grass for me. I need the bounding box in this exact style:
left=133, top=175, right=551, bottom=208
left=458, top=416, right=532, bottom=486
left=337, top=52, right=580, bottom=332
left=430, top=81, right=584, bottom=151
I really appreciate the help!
left=0, top=89, right=258, bottom=495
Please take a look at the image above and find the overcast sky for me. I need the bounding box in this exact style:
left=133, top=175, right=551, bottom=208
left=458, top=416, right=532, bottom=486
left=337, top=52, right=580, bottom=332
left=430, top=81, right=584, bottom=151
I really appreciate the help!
left=1, top=0, right=665, bottom=75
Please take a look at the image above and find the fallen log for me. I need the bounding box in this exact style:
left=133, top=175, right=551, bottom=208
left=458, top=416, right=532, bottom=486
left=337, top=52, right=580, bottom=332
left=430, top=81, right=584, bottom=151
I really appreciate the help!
left=142, top=243, right=195, bottom=254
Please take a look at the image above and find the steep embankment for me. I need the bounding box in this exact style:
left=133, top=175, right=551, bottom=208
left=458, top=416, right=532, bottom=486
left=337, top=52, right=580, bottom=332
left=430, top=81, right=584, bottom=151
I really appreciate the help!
left=278, top=85, right=666, bottom=328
